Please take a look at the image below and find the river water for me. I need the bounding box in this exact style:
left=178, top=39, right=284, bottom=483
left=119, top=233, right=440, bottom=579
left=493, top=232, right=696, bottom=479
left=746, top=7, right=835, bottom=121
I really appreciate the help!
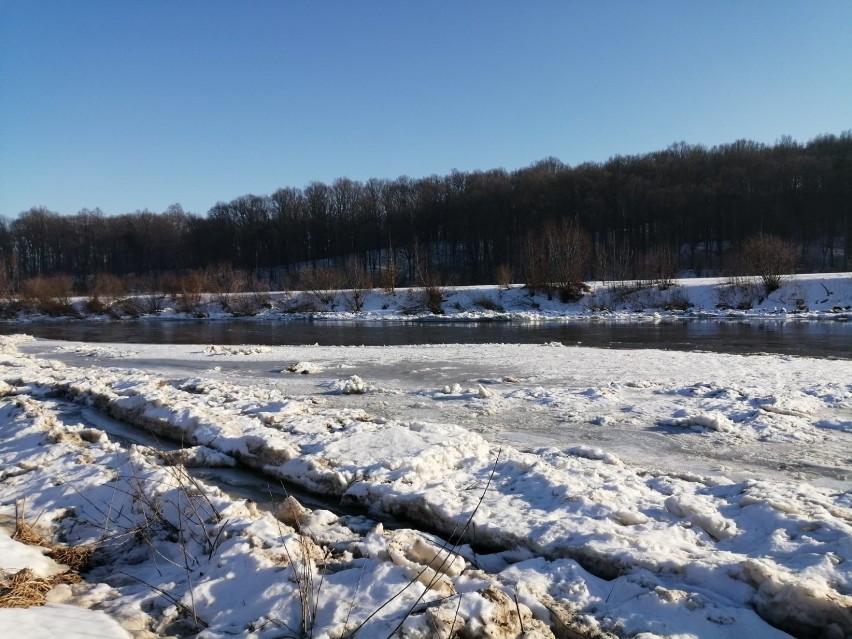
left=1, top=317, right=851, bottom=358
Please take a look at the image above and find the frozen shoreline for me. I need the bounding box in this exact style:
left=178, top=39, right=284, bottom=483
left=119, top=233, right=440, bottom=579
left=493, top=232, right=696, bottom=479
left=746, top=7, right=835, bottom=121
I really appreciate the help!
left=1, top=335, right=850, bottom=637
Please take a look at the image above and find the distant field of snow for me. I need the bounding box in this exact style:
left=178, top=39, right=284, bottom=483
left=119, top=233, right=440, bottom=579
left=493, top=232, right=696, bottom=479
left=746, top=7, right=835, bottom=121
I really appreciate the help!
left=1, top=330, right=850, bottom=638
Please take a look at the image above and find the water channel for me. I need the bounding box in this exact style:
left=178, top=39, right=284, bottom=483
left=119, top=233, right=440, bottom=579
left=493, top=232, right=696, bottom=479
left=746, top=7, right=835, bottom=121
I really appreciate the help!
left=51, top=398, right=402, bottom=531
left=2, top=317, right=851, bottom=358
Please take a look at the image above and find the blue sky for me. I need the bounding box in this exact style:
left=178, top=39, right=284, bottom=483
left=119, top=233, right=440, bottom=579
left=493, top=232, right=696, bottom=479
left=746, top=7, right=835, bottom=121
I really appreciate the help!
left=2, top=1, right=850, bottom=217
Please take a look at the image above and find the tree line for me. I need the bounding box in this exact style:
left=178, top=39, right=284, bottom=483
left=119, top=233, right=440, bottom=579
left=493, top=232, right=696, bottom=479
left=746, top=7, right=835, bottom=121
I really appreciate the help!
left=1, top=132, right=850, bottom=292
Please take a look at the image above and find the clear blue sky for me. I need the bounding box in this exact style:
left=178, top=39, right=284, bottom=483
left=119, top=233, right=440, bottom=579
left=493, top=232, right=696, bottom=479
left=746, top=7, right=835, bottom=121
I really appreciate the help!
left=2, top=1, right=850, bottom=217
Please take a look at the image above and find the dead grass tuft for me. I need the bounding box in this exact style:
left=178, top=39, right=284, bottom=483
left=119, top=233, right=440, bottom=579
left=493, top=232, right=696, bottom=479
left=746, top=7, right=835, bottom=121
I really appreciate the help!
left=13, top=502, right=48, bottom=548
left=0, top=568, right=53, bottom=608
left=12, top=523, right=47, bottom=548
left=0, top=567, right=85, bottom=608
left=6, top=501, right=92, bottom=606
left=50, top=545, right=94, bottom=571
left=49, top=571, right=83, bottom=586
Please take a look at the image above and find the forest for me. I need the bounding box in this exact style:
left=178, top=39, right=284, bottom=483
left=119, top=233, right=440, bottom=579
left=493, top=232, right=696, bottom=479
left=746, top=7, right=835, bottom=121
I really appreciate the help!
left=1, top=132, right=850, bottom=295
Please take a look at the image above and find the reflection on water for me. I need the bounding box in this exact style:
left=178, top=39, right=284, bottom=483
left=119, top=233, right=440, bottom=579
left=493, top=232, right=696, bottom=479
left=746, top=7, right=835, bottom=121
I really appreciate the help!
left=1, top=318, right=850, bottom=358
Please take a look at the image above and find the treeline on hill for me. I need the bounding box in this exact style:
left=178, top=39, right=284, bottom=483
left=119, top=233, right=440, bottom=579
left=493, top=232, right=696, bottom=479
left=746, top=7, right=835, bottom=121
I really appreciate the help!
left=1, top=133, right=850, bottom=300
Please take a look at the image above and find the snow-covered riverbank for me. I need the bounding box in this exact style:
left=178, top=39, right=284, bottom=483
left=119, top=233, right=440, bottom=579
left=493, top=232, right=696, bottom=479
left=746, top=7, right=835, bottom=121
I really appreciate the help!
left=1, top=335, right=850, bottom=638
left=5, top=273, right=852, bottom=324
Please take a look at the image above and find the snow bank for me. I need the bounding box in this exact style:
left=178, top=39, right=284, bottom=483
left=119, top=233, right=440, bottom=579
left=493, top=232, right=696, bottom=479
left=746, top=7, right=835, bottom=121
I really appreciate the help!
left=4, top=273, right=851, bottom=323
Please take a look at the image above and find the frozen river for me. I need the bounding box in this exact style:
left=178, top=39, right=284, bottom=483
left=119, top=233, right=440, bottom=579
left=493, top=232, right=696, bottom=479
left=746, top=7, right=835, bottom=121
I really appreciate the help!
left=25, top=336, right=852, bottom=490
left=3, top=332, right=851, bottom=638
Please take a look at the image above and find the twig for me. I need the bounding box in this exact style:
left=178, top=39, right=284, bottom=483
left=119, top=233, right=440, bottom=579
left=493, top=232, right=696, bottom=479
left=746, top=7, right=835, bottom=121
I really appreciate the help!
left=117, top=570, right=209, bottom=630
left=514, top=593, right=525, bottom=633
left=448, top=593, right=463, bottom=639
left=387, top=447, right=502, bottom=638
left=309, top=548, right=332, bottom=639
left=342, top=558, right=369, bottom=634
left=175, top=495, right=201, bottom=630
left=348, top=448, right=502, bottom=639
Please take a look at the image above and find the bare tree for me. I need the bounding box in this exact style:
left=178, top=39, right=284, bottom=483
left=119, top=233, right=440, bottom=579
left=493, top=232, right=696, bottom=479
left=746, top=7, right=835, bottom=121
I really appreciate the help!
left=85, top=273, right=125, bottom=315
left=495, top=263, right=513, bottom=289
left=341, top=257, right=372, bottom=312
left=522, top=220, right=592, bottom=301
left=739, top=233, right=798, bottom=294
left=299, top=266, right=344, bottom=310
left=205, top=263, right=245, bottom=311
left=379, top=243, right=401, bottom=294
left=163, top=270, right=206, bottom=316
left=595, top=240, right=633, bottom=284
left=637, top=245, right=679, bottom=288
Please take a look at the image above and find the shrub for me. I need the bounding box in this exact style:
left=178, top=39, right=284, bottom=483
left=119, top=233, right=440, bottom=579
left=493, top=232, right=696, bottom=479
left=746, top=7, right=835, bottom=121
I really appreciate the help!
left=717, top=276, right=762, bottom=310
left=84, top=296, right=111, bottom=315
left=115, top=297, right=146, bottom=318
left=494, top=264, right=513, bottom=290
left=0, top=298, right=26, bottom=318
left=229, top=288, right=271, bottom=317
left=421, top=281, right=445, bottom=315
left=558, top=282, right=590, bottom=303
left=401, top=275, right=446, bottom=315
left=637, top=245, right=679, bottom=289
left=279, top=294, right=321, bottom=314
left=141, top=292, right=167, bottom=315
left=472, top=295, right=505, bottom=312
left=125, top=276, right=167, bottom=315
left=299, top=267, right=344, bottom=309
left=85, top=274, right=125, bottom=316
left=163, top=271, right=206, bottom=316
left=22, top=275, right=78, bottom=316
left=662, top=287, right=693, bottom=311
left=606, top=280, right=647, bottom=304
left=203, top=265, right=271, bottom=317
left=205, top=263, right=245, bottom=311
left=737, top=233, right=798, bottom=296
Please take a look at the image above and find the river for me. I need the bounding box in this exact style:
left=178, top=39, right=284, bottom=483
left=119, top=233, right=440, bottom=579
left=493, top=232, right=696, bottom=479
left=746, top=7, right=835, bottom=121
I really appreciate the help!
left=1, top=317, right=851, bottom=358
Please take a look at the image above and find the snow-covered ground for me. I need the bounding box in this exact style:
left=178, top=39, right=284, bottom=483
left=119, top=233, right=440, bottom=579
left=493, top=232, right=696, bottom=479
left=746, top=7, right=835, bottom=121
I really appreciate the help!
left=7, top=273, right=852, bottom=323
left=1, top=326, right=851, bottom=638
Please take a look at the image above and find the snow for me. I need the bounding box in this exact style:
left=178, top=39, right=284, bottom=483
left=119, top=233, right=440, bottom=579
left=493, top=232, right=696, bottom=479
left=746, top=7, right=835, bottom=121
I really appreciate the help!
left=272, top=271, right=851, bottom=322
left=0, top=530, right=65, bottom=578
left=4, top=273, right=852, bottom=323
left=0, top=602, right=132, bottom=639
left=0, top=275, right=850, bottom=638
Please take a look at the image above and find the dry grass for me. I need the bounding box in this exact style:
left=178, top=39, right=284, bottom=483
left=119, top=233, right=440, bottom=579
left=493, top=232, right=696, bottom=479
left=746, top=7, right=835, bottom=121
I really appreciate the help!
left=50, top=545, right=94, bottom=571
left=12, top=501, right=48, bottom=547
left=2, top=500, right=92, bottom=608
left=12, top=520, right=47, bottom=548
left=0, top=568, right=54, bottom=608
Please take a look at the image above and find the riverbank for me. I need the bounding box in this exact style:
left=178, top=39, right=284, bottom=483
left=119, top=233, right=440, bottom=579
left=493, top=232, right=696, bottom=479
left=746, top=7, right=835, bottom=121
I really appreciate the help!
left=4, top=273, right=852, bottom=324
